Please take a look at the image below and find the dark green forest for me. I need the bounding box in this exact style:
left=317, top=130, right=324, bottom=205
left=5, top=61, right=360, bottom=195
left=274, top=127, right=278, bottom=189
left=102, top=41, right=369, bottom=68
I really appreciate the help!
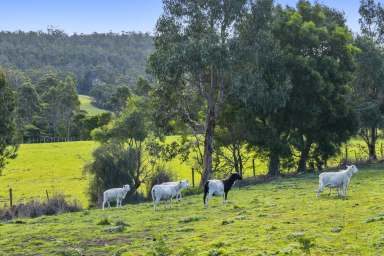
left=0, top=30, right=153, bottom=93
left=0, top=30, right=153, bottom=142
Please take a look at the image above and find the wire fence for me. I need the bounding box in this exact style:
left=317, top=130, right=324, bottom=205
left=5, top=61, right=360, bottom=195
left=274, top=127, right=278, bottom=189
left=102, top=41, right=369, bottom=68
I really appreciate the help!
left=20, top=136, right=90, bottom=144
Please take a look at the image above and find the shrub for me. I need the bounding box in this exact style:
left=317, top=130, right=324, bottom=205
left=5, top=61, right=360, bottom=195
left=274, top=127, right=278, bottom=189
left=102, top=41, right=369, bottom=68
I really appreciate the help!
left=85, top=143, right=140, bottom=207
left=0, top=194, right=81, bottom=221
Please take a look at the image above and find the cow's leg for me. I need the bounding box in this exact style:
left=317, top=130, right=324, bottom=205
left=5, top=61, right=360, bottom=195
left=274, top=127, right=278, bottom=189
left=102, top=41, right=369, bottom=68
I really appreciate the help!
left=317, top=182, right=324, bottom=197
left=223, top=191, right=228, bottom=204
left=102, top=200, right=106, bottom=210
left=153, top=198, right=157, bottom=211
left=205, top=192, right=213, bottom=208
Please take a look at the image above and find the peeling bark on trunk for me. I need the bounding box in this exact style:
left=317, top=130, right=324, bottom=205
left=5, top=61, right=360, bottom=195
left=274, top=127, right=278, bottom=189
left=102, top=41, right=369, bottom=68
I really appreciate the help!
left=200, top=104, right=216, bottom=187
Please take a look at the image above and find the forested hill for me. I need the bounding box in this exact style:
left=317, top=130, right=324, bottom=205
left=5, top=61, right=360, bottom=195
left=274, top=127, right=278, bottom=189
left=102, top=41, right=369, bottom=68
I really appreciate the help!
left=0, top=30, right=153, bottom=93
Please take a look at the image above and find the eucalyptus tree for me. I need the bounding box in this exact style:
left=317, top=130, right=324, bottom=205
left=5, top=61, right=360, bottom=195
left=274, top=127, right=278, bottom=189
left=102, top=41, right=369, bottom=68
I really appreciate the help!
left=149, top=0, right=247, bottom=186
left=231, top=0, right=291, bottom=176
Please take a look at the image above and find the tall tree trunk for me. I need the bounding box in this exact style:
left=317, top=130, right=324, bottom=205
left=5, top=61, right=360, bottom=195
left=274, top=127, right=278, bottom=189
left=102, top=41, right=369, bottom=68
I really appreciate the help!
left=268, top=151, right=280, bottom=176
left=297, top=141, right=312, bottom=173
left=237, top=146, right=243, bottom=177
left=368, top=127, right=377, bottom=161
left=200, top=104, right=216, bottom=187
left=232, top=145, right=239, bottom=174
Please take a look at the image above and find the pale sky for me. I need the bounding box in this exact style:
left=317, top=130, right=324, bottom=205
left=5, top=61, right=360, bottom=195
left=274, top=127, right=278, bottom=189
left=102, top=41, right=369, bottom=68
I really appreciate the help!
left=0, top=0, right=371, bottom=34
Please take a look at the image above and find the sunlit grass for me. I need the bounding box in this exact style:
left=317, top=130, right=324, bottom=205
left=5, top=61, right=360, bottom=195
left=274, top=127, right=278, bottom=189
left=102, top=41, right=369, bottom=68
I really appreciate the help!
left=79, top=95, right=109, bottom=116
left=1, top=137, right=382, bottom=208
left=0, top=168, right=383, bottom=255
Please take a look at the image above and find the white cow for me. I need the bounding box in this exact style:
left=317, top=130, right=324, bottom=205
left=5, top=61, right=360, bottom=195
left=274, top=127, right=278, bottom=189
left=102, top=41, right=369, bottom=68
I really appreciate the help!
left=317, top=165, right=358, bottom=198
left=151, top=180, right=189, bottom=210
left=102, top=184, right=130, bottom=210
left=161, top=180, right=189, bottom=201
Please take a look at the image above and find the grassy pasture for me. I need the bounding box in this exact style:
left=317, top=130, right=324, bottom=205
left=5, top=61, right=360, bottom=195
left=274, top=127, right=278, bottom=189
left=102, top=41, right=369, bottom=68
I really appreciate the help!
left=1, top=167, right=384, bottom=255
left=0, top=138, right=199, bottom=207
left=0, top=142, right=98, bottom=207
left=79, top=95, right=109, bottom=116
left=1, top=137, right=383, bottom=208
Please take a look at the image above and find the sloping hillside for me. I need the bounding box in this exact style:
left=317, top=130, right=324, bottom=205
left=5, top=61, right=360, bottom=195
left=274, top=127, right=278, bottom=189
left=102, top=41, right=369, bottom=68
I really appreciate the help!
left=0, top=142, right=97, bottom=206
left=79, top=95, right=109, bottom=116
left=0, top=168, right=383, bottom=255
left=0, top=30, right=153, bottom=92
left=0, top=139, right=197, bottom=207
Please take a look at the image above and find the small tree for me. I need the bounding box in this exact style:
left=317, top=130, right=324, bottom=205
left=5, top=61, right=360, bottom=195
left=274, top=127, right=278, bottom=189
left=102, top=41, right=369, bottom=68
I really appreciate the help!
left=86, top=96, right=151, bottom=205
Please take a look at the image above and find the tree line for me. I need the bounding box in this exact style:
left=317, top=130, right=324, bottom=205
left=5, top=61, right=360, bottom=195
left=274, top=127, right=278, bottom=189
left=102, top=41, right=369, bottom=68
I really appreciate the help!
left=1, top=68, right=113, bottom=144
left=83, top=0, right=384, bottom=204
left=148, top=0, right=384, bottom=187
left=0, top=30, right=153, bottom=94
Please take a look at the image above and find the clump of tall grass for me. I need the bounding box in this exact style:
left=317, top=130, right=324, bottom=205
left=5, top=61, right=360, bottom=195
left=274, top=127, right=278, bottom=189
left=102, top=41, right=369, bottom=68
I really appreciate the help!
left=0, top=194, right=81, bottom=221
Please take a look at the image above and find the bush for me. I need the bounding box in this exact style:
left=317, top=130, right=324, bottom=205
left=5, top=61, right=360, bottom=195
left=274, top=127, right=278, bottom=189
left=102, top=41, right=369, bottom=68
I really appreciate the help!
left=0, top=194, right=81, bottom=221
left=146, top=166, right=175, bottom=198
left=85, top=143, right=139, bottom=207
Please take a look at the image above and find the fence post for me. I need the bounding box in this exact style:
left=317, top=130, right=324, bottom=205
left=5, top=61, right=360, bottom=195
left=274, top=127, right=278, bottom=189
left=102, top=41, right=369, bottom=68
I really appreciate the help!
left=354, top=151, right=358, bottom=162
left=252, top=159, right=256, bottom=177
left=9, top=188, right=13, bottom=207
left=192, top=168, right=195, bottom=187
left=381, top=143, right=383, bottom=159
left=46, top=190, right=49, bottom=201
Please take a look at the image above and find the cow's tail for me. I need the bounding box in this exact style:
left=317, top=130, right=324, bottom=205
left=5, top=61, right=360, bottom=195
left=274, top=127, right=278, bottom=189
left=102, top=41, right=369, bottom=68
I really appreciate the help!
left=203, top=181, right=209, bottom=204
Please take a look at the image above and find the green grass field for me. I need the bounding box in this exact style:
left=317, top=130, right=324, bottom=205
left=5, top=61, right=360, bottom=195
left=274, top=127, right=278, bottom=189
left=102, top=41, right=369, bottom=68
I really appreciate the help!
left=1, top=167, right=384, bottom=255
left=0, top=139, right=198, bottom=207
left=1, top=138, right=383, bottom=209
left=79, top=95, right=109, bottom=116
left=0, top=142, right=98, bottom=207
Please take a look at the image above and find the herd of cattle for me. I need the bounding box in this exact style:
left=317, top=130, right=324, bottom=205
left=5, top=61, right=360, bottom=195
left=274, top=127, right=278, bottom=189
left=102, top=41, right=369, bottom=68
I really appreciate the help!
left=102, top=165, right=359, bottom=210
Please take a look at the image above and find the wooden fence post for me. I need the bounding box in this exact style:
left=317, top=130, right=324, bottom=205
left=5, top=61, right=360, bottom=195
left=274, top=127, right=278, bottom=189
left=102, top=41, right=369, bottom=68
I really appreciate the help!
left=9, top=188, right=13, bottom=207
left=354, top=151, right=358, bottom=162
left=46, top=190, right=49, bottom=201
left=192, top=168, right=195, bottom=188
left=252, top=159, right=256, bottom=177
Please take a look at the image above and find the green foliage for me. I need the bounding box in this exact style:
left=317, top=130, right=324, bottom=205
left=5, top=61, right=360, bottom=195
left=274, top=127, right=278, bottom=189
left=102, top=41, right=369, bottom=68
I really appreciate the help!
left=0, top=30, right=153, bottom=94
left=355, top=1, right=384, bottom=160
left=273, top=1, right=358, bottom=171
left=0, top=70, right=18, bottom=172
left=85, top=143, right=141, bottom=206
left=149, top=0, right=248, bottom=186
